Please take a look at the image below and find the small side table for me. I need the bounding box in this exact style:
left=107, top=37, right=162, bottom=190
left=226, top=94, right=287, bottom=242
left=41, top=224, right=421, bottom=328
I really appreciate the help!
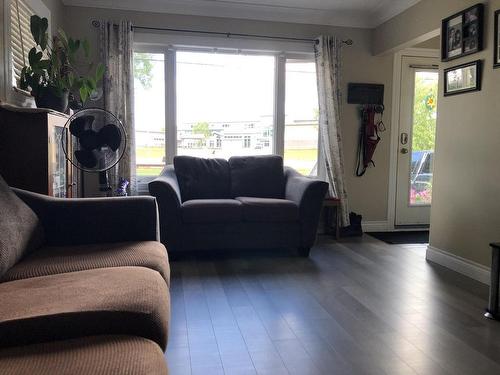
left=323, top=198, right=341, bottom=240
left=485, top=242, right=500, bottom=320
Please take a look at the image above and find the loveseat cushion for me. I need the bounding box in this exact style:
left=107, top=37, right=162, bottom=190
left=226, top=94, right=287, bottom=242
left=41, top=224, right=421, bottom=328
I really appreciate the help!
left=236, top=197, right=299, bottom=222
left=1, top=241, right=170, bottom=287
left=182, top=199, right=242, bottom=223
left=229, top=155, right=285, bottom=198
left=0, top=335, right=168, bottom=375
left=174, top=156, right=230, bottom=201
left=0, top=175, right=44, bottom=279
left=0, top=267, right=169, bottom=350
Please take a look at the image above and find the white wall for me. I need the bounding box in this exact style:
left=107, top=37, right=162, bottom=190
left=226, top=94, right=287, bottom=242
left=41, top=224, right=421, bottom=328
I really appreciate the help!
left=41, top=0, right=64, bottom=31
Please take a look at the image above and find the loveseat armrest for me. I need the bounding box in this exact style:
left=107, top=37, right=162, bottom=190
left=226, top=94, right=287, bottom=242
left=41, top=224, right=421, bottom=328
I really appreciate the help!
left=148, top=165, right=183, bottom=251
left=284, top=167, right=329, bottom=248
left=13, top=189, right=159, bottom=246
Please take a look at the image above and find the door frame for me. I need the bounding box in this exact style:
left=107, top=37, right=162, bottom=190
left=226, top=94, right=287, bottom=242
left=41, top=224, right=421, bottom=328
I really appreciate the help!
left=387, top=48, right=440, bottom=231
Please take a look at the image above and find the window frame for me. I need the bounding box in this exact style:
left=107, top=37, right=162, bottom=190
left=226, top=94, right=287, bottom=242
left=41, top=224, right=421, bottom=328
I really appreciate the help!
left=1, top=0, right=50, bottom=103
left=134, top=36, right=323, bottom=193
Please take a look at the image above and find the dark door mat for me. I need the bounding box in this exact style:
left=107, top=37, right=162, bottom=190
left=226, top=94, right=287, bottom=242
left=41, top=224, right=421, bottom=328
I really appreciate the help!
left=367, top=231, right=429, bottom=244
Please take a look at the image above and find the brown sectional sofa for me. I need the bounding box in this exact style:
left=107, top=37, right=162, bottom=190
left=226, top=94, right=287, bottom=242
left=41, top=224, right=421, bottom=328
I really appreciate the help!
left=0, top=175, right=170, bottom=374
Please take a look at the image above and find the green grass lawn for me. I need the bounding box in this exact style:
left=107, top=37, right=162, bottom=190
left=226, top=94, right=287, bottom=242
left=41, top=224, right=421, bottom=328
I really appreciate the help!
left=137, top=147, right=165, bottom=159
left=284, top=148, right=317, bottom=160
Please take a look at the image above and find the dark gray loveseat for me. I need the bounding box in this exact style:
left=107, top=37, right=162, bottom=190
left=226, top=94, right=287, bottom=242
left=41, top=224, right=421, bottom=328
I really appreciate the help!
left=149, top=155, right=328, bottom=257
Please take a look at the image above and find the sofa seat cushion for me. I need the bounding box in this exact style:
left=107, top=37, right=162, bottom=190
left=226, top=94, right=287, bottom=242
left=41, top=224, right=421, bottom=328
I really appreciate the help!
left=236, top=197, right=299, bottom=222
left=174, top=156, right=231, bottom=201
left=0, top=175, right=45, bottom=279
left=229, top=155, right=285, bottom=198
left=182, top=199, right=243, bottom=223
left=1, top=241, right=170, bottom=287
left=0, top=267, right=169, bottom=350
left=0, top=335, right=168, bottom=375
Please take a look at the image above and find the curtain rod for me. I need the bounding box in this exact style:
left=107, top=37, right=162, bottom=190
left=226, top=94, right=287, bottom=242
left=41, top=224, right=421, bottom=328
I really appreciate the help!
left=91, top=20, right=353, bottom=45
left=132, top=25, right=354, bottom=46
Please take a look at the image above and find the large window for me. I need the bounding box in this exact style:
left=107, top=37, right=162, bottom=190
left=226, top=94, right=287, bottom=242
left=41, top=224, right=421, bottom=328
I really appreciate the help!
left=7, top=0, right=50, bottom=88
left=10, top=0, right=35, bottom=86
left=285, top=60, right=319, bottom=176
left=133, top=46, right=321, bottom=190
left=134, top=52, right=166, bottom=183
left=176, top=51, right=274, bottom=159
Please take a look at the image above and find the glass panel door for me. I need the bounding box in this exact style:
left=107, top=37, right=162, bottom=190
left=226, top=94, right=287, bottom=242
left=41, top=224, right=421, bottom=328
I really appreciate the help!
left=395, top=56, right=439, bottom=226
left=409, top=71, right=438, bottom=206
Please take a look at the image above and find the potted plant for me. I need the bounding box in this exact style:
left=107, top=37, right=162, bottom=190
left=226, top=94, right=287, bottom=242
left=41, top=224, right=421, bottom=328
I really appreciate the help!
left=19, top=15, right=104, bottom=113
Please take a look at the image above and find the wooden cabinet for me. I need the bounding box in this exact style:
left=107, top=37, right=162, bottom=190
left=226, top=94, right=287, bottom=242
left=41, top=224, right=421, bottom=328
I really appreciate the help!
left=0, top=105, right=79, bottom=197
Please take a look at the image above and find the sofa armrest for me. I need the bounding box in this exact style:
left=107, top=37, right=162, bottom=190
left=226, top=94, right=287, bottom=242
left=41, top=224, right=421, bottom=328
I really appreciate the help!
left=284, top=167, right=329, bottom=248
left=13, top=189, right=160, bottom=246
left=148, top=165, right=183, bottom=251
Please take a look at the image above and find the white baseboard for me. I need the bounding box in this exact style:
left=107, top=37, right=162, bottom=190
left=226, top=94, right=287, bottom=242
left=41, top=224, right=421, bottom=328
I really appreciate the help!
left=426, top=246, right=491, bottom=285
left=362, top=221, right=389, bottom=232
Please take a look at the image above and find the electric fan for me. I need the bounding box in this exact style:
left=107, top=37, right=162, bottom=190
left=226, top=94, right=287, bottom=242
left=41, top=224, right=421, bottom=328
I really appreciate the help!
left=62, top=108, right=127, bottom=194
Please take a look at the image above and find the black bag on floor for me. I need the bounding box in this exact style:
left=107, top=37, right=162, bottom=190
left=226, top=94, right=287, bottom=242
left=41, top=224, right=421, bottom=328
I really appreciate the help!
left=340, top=212, right=363, bottom=237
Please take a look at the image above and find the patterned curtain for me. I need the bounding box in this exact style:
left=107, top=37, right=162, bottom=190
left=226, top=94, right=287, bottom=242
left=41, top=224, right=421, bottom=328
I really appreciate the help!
left=100, top=20, right=136, bottom=195
left=314, top=35, right=350, bottom=226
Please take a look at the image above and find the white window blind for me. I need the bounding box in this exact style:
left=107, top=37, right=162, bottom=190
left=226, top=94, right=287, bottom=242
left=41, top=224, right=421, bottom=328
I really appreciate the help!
left=10, top=0, right=36, bottom=87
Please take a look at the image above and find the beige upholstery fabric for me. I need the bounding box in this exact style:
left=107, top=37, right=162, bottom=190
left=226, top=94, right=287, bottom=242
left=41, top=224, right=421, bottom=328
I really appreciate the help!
left=0, top=175, right=44, bottom=278
left=0, top=335, right=168, bottom=375
left=1, top=241, right=170, bottom=286
left=0, top=267, right=170, bottom=350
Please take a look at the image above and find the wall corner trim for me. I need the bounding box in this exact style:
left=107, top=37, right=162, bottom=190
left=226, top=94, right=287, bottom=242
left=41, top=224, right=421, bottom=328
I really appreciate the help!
left=426, top=245, right=491, bottom=285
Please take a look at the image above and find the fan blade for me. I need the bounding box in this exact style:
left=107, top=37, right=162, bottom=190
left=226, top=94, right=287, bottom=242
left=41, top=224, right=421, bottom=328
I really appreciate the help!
left=69, top=115, right=94, bottom=137
left=98, top=124, right=122, bottom=152
left=75, top=149, right=98, bottom=169
left=79, top=129, right=100, bottom=150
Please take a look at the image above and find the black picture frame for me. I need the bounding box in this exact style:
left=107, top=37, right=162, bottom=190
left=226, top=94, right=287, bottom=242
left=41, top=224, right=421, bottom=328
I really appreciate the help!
left=494, top=10, right=500, bottom=68
left=444, top=60, right=482, bottom=96
left=441, top=3, right=484, bottom=62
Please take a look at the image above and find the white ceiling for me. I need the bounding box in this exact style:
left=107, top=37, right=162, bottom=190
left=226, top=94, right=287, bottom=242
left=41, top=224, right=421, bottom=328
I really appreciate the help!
left=62, top=0, right=422, bottom=28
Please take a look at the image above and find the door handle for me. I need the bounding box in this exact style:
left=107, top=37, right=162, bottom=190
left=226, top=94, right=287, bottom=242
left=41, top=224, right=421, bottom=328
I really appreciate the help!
left=400, top=133, right=408, bottom=145
left=401, top=148, right=409, bottom=154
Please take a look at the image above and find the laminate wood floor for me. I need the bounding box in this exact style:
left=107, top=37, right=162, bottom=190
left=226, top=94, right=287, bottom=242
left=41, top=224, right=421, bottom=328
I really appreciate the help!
left=165, top=235, right=500, bottom=375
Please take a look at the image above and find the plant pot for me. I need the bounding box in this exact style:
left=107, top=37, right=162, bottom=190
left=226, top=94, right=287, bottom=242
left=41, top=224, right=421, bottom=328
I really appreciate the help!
left=35, top=87, right=69, bottom=113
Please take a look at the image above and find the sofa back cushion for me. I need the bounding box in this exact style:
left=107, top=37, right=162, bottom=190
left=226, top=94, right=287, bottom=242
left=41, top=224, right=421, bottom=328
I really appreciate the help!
left=174, top=156, right=231, bottom=202
left=0, top=175, right=45, bottom=278
left=229, top=155, right=285, bottom=198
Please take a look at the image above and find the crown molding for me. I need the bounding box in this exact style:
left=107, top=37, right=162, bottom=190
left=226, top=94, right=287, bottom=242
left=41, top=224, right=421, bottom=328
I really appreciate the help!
left=371, top=0, right=422, bottom=26
left=62, top=0, right=421, bottom=29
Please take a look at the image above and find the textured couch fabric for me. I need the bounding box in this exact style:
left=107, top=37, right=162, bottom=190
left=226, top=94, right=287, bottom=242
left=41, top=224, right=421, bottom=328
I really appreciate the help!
left=182, top=199, right=243, bottom=223
left=0, top=335, right=168, bottom=375
left=0, top=267, right=169, bottom=350
left=0, top=179, right=170, bottom=374
left=1, top=241, right=170, bottom=286
left=150, top=155, right=328, bottom=255
left=12, top=188, right=160, bottom=246
left=229, top=155, right=285, bottom=198
left=0, top=175, right=45, bottom=278
left=235, top=197, right=299, bottom=222
left=182, top=222, right=301, bottom=251
left=174, top=156, right=231, bottom=201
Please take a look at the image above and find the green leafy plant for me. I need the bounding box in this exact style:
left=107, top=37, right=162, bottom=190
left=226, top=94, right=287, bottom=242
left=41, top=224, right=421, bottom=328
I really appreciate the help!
left=19, top=15, right=104, bottom=108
